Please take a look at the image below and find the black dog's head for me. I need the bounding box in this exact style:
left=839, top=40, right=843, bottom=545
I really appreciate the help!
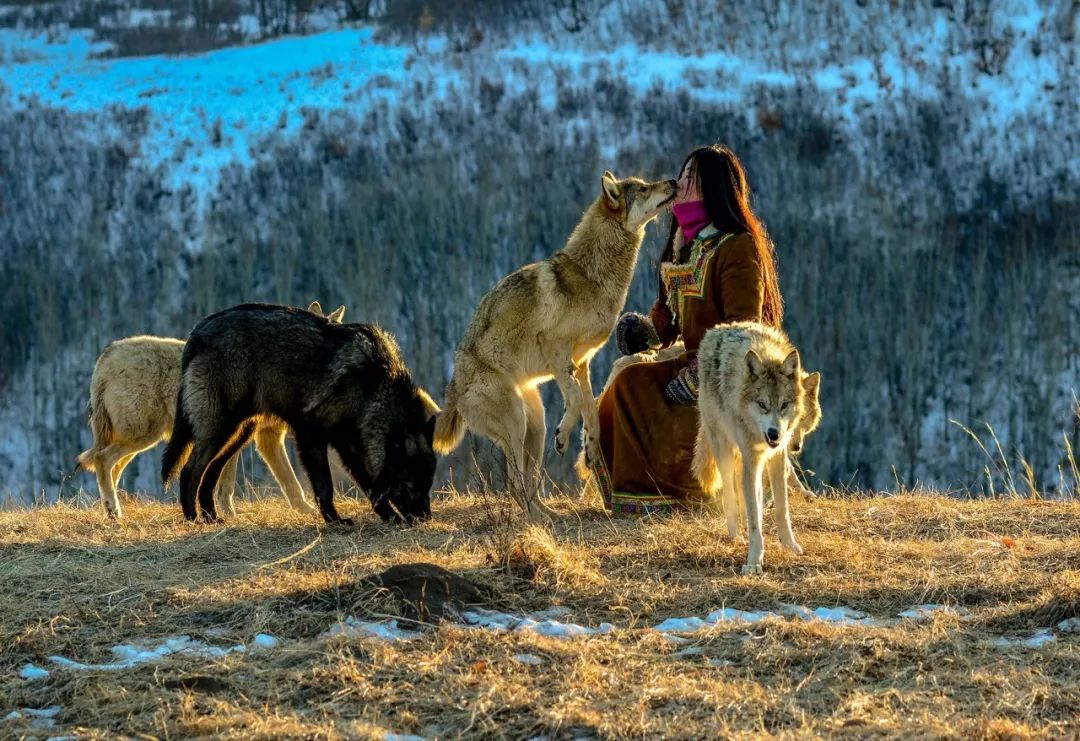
left=365, top=385, right=439, bottom=525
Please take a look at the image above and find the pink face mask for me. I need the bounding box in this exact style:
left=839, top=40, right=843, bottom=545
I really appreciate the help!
left=671, top=199, right=711, bottom=243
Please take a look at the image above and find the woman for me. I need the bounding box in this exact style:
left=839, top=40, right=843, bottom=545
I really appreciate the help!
left=590, top=144, right=783, bottom=514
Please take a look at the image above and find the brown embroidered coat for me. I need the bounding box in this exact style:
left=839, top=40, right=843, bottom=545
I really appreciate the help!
left=594, top=228, right=764, bottom=511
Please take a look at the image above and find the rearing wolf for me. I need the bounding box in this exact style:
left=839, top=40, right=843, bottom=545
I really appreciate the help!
left=434, top=171, right=677, bottom=521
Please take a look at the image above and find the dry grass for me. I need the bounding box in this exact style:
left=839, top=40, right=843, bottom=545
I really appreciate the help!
left=2, top=488, right=1080, bottom=739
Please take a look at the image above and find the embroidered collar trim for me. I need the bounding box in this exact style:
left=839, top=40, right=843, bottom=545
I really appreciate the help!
left=660, top=228, right=733, bottom=321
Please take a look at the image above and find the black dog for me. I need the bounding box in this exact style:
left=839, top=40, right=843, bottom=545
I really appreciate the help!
left=162, top=303, right=438, bottom=525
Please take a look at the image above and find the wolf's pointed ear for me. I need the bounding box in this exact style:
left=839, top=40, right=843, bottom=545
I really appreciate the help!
left=745, top=350, right=765, bottom=378
left=781, top=350, right=801, bottom=378
left=802, top=371, right=821, bottom=397
left=327, top=305, right=346, bottom=324
left=601, top=170, right=621, bottom=206
left=308, top=300, right=323, bottom=315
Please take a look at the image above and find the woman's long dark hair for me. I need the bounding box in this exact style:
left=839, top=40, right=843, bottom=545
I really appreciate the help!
left=659, top=145, right=783, bottom=327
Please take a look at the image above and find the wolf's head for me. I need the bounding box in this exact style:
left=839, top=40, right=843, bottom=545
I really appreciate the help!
left=600, top=171, right=678, bottom=232
left=742, top=349, right=804, bottom=449
left=364, top=385, right=439, bottom=525
left=789, top=370, right=822, bottom=455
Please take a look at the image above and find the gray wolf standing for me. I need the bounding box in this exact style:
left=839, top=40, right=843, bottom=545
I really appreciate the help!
left=77, top=302, right=343, bottom=518
left=433, top=171, right=677, bottom=521
left=693, top=321, right=817, bottom=574
left=161, top=303, right=439, bottom=525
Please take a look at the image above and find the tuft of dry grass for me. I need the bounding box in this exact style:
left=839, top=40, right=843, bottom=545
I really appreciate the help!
left=2, top=488, right=1079, bottom=739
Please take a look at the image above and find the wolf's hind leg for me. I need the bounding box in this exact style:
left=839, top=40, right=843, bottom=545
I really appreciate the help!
left=520, top=387, right=547, bottom=483
left=216, top=452, right=240, bottom=517
left=464, top=384, right=554, bottom=523
left=111, top=453, right=137, bottom=492
left=712, top=441, right=740, bottom=540
left=255, top=423, right=318, bottom=515
left=94, top=435, right=159, bottom=518
left=768, top=453, right=802, bottom=555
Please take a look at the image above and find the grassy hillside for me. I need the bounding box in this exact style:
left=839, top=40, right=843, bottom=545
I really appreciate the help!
left=2, top=490, right=1079, bottom=738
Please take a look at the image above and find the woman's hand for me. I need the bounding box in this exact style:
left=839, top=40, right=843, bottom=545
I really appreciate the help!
left=616, top=312, right=660, bottom=355
left=664, top=357, right=699, bottom=405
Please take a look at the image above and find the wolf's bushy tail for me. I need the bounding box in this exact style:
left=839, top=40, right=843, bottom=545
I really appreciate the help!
left=161, top=386, right=194, bottom=486
left=692, top=426, right=721, bottom=495
left=75, top=372, right=113, bottom=473
left=433, top=381, right=466, bottom=454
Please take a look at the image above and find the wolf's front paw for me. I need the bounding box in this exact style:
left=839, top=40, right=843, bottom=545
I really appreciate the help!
left=780, top=537, right=804, bottom=556
left=741, top=562, right=763, bottom=576
left=554, top=426, right=570, bottom=455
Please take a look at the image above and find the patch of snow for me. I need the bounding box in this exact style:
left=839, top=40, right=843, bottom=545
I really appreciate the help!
left=673, top=646, right=705, bottom=657
left=22, top=707, right=60, bottom=719
left=899, top=604, right=970, bottom=621
left=252, top=633, right=279, bottom=649
left=322, top=617, right=422, bottom=642
left=19, top=662, right=50, bottom=680
left=49, top=636, right=244, bottom=671
left=462, top=608, right=614, bottom=638
left=783, top=605, right=882, bottom=626
left=707, top=607, right=782, bottom=624
left=513, top=653, right=544, bottom=665
left=385, top=734, right=426, bottom=741
left=4, top=706, right=61, bottom=730
left=993, top=628, right=1057, bottom=649
left=654, top=617, right=712, bottom=633
left=1057, top=617, right=1080, bottom=633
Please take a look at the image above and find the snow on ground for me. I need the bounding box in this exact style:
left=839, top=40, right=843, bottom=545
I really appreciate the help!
left=48, top=635, right=245, bottom=671
left=462, top=607, right=615, bottom=637
left=18, top=662, right=50, bottom=680
left=321, top=617, right=423, bottom=642
left=900, top=604, right=971, bottom=621
left=2, top=705, right=61, bottom=730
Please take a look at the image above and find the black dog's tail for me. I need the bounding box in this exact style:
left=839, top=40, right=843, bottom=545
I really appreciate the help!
left=162, top=386, right=194, bottom=486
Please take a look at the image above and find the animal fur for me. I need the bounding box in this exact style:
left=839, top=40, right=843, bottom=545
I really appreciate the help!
left=76, top=301, right=343, bottom=518
left=586, top=342, right=821, bottom=494
left=433, top=171, right=677, bottom=521
left=161, top=303, right=439, bottom=525
left=693, top=321, right=818, bottom=574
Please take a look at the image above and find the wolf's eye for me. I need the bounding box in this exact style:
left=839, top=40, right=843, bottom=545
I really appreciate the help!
left=757, top=401, right=769, bottom=412
left=780, top=402, right=790, bottom=412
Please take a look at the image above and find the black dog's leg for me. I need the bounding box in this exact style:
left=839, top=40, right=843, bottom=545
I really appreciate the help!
left=297, top=438, right=352, bottom=525
left=188, top=418, right=246, bottom=523
left=197, top=420, right=256, bottom=522
left=179, top=462, right=197, bottom=521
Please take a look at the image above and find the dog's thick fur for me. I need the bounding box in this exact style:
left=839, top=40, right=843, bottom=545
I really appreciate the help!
left=77, top=301, right=343, bottom=518
left=161, top=303, right=439, bottom=526
left=693, top=322, right=817, bottom=574
left=588, top=341, right=821, bottom=487
left=433, top=171, right=677, bottom=521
